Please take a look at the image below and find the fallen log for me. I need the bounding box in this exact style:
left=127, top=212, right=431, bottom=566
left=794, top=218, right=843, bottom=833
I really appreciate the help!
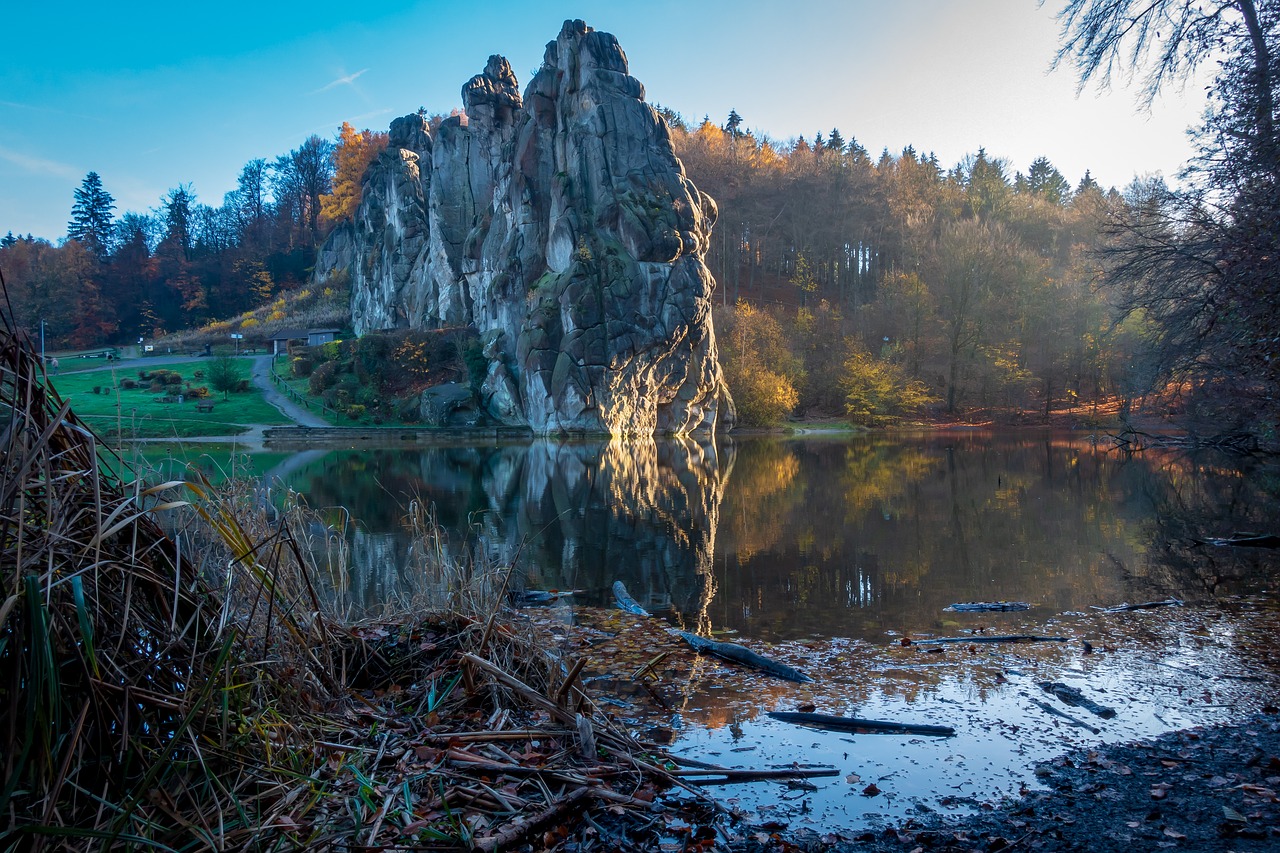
left=919, top=635, right=1068, bottom=645
left=1027, top=696, right=1101, bottom=734
left=673, top=630, right=812, bottom=683
left=944, top=601, right=1031, bottom=612
left=612, top=580, right=650, bottom=616
left=1091, top=598, right=1183, bottom=613
left=1038, top=681, right=1117, bottom=718
left=768, top=711, right=955, bottom=737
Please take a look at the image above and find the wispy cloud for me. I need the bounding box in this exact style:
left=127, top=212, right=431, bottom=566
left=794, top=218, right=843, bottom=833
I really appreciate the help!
left=0, top=145, right=80, bottom=180
left=0, top=100, right=103, bottom=122
left=312, top=69, right=368, bottom=94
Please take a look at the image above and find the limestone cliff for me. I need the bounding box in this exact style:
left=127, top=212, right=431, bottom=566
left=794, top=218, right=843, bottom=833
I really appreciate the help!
left=315, top=20, right=734, bottom=435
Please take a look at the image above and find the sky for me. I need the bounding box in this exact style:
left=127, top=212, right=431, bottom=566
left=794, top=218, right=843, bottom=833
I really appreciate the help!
left=1, top=0, right=1211, bottom=242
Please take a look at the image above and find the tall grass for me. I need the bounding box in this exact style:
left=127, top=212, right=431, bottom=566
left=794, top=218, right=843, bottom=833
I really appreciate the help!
left=0, top=301, right=562, bottom=849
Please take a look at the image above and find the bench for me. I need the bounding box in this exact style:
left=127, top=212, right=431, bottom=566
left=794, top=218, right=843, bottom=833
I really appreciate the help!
left=196, top=401, right=216, bottom=413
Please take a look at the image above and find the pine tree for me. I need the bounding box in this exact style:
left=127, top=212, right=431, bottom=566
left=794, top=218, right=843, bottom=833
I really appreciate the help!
left=67, top=172, right=116, bottom=259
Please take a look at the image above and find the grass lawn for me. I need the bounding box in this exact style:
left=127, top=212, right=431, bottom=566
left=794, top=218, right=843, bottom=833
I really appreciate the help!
left=47, top=358, right=292, bottom=439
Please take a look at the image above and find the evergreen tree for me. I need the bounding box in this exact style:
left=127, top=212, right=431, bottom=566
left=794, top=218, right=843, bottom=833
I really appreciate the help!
left=1075, top=169, right=1100, bottom=194
left=67, top=172, right=116, bottom=259
left=1025, top=156, right=1071, bottom=204
left=725, top=109, right=743, bottom=138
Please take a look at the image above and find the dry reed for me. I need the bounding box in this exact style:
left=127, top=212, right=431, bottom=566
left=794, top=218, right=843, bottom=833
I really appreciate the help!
left=0, top=292, right=726, bottom=851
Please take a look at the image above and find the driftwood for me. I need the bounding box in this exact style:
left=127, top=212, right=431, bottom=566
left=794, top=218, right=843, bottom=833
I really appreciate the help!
left=1027, top=696, right=1101, bottom=734
left=513, top=589, right=581, bottom=605
left=944, top=601, right=1031, bottom=612
left=1092, top=598, right=1183, bottom=613
left=1200, top=534, right=1280, bottom=549
left=612, top=580, right=650, bottom=616
left=1039, top=682, right=1117, bottom=718
left=768, top=711, right=955, bottom=737
left=673, top=630, right=812, bottom=683
left=919, top=635, right=1068, bottom=645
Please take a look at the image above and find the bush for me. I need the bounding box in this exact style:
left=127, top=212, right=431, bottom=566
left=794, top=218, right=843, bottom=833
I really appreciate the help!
left=137, top=370, right=152, bottom=381
left=346, top=404, right=366, bottom=421
left=726, top=363, right=799, bottom=426
left=165, top=373, right=182, bottom=386
left=120, top=379, right=137, bottom=390
left=309, top=361, right=339, bottom=395
left=291, top=355, right=315, bottom=377
left=840, top=349, right=936, bottom=426
left=193, top=370, right=205, bottom=380
left=184, top=385, right=211, bottom=399
left=92, top=386, right=101, bottom=395
left=235, top=379, right=250, bottom=393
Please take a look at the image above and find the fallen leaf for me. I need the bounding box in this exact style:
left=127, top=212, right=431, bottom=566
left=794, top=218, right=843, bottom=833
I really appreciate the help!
left=846, top=773, right=862, bottom=785
left=1162, top=828, right=1186, bottom=840
left=862, top=783, right=881, bottom=797
left=1150, top=783, right=1171, bottom=800
left=1223, top=806, right=1248, bottom=823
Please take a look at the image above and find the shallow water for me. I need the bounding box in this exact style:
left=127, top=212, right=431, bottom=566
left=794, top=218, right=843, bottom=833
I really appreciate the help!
left=260, top=431, right=1280, bottom=830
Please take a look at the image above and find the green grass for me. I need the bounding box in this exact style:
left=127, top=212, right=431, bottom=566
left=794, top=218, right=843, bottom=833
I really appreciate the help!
left=46, top=358, right=293, bottom=439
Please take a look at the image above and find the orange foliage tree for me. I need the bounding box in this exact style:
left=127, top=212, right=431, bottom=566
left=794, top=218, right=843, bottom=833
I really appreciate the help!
left=319, top=122, right=389, bottom=225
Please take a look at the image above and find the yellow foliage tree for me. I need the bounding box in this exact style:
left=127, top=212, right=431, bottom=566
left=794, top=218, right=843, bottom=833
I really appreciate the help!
left=319, top=122, right=389, bottom=225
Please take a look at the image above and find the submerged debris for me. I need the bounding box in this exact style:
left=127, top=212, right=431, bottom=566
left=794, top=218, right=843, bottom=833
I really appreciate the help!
left=944, top=601, right=1031, bottom=612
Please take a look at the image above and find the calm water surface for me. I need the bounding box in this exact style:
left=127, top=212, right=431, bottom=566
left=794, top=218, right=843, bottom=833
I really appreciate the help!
left=255, top=432, right=1280, bottom=830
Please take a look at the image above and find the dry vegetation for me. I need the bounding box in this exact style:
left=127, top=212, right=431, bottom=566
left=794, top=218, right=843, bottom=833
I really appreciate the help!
left=0, top=316, right=731, bottom=850
left=154, top=280, right=350, bottom=355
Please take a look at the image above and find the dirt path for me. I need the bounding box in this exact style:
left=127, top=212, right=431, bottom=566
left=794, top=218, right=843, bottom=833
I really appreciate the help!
left=248, top=355, right=329, bottom=428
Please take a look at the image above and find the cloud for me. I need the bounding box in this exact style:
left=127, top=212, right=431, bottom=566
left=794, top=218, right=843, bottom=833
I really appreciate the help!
left=313, top=69, right=368, bottom=94
left=0, top=145, right=80, bottom=180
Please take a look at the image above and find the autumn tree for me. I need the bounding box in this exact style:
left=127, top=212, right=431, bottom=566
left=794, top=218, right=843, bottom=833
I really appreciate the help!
left=320, top=122, right=390, bottom=225
left=1054, top=0, right=1280, bottom=436
left=715, top=301, right=802, bottom=426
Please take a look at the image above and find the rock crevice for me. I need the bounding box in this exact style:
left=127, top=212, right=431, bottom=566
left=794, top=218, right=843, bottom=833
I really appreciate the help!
left=317, top=19, right=734, bottom=435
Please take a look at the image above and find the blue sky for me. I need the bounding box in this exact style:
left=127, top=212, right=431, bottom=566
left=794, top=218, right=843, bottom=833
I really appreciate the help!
left=2, top=1, right=1207, bottom=241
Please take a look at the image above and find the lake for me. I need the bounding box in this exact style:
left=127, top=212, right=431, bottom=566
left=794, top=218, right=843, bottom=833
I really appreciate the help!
left=165, top=431, right=1280, bottom=830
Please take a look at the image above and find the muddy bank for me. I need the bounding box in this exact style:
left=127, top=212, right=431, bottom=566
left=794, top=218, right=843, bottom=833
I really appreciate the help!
left=733, top=715, right=1280, bottom=852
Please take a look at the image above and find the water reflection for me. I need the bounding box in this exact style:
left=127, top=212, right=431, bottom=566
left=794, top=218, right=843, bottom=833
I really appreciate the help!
left=273, top=432, right=1280, bottom=637
left=275, top=437, right=729, bottom=620
left=266, top=431, right=1280, bottom=832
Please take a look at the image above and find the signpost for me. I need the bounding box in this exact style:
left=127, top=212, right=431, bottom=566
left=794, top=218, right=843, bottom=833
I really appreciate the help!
left=230, top=333, right=243, bottom=355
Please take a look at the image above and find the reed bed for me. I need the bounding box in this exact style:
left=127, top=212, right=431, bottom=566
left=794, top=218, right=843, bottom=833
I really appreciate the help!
left=0, top=309, right=725, bottom=850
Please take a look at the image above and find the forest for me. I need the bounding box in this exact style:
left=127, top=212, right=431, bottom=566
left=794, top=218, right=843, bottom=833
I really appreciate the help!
left=1, top=0, right=1275, bottom=441
left=0, top=120, right=1138, bottom=426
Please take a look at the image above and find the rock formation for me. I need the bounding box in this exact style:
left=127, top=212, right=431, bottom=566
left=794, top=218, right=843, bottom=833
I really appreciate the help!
left=315, top=20, right=734, bottom=435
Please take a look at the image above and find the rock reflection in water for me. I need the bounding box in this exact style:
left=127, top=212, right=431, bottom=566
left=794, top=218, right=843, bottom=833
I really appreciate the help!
left=277, top=437, right=728, bottom=621
left=275, top=432, right=1280, bottom=638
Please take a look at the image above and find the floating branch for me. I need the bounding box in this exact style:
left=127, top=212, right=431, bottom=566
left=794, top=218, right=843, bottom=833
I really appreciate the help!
left=768, top=711, right=955, bottom=737
left=918, top=635, right=1069, bottom=645
left=674, top=630, right=812, bottom=683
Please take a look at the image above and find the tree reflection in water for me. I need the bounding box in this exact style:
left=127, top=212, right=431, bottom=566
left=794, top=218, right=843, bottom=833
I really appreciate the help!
left=273, top=432, right=1280, bottom=639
